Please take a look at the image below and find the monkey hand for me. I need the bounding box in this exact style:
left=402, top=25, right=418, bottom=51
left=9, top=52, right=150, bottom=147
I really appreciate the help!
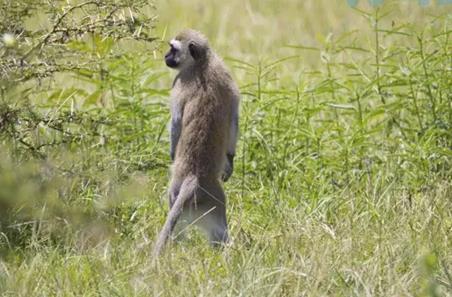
left=221, top=153, right=234, bottom=182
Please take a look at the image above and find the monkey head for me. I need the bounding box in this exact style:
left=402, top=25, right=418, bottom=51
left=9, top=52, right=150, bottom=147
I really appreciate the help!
left=165, top=29, right=210, bottom=70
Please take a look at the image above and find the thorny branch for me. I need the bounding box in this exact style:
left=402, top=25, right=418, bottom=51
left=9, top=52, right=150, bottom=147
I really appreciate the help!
left=1, top=0, right=158, bottom=82
left=0, top=1, right=159, bottom=158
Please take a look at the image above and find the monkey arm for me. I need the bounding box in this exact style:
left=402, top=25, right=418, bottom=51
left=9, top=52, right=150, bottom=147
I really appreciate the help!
left=222, top=98, right=239, bottom=182
left=170, top=116, right=182, bottom=161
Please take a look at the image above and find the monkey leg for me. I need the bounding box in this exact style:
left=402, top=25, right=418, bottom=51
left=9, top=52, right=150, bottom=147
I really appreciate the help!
left=167, top=177, right=229, bottom=245
left=193, top=180, right=229, bottom=246
left=204, top=208, right=229, bottom=246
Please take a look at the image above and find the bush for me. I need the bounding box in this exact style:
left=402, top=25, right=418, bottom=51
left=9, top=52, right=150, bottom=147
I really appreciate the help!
left=0, top=0, right=165, bottom=249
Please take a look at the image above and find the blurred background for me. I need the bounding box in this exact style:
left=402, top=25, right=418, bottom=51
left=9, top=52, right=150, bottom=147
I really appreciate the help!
left=0, top=0, right=451, bottom=295
left=156, top=0, right=449, bottom=64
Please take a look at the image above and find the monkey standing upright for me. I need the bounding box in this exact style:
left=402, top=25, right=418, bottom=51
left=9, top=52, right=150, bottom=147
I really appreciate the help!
left=152, top=29, right=240, bottom=257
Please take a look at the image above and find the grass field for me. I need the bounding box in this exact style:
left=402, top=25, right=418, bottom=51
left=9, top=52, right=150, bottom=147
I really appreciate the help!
left=1, top=0, right=451, bottom=296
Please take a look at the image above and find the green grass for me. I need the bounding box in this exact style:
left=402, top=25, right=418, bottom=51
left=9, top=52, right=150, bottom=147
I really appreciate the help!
left=1, top=0, right=452, bottom=296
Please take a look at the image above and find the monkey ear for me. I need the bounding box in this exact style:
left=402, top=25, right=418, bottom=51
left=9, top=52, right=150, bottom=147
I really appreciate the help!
left=188, top=42, right=205, bottom=60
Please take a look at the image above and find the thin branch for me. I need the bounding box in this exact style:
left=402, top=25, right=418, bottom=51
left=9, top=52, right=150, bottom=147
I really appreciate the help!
left=23, top=1, right=100, bottom=59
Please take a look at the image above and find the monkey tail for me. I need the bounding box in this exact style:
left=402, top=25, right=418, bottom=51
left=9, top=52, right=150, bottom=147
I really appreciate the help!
left=152, top=175, right=198, bottom=260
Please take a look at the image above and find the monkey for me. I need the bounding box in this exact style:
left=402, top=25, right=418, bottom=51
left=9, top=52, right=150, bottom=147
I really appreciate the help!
left=152, top=29, right=240, bottom=258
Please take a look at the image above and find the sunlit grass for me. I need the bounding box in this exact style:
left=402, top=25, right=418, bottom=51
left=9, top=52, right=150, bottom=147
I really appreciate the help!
left=1, top=0, right=451, bottom=296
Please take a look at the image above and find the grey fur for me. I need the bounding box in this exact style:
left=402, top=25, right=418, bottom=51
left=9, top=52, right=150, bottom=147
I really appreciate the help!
left=153, top=29, right=240, bottom=259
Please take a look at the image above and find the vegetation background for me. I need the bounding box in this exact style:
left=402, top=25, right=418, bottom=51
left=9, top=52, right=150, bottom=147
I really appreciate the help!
left=0, top=0, right=451, bottom=296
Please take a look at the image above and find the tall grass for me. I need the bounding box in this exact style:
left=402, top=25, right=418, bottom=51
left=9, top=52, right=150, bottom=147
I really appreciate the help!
left=1, top=0, right=451, bottom=296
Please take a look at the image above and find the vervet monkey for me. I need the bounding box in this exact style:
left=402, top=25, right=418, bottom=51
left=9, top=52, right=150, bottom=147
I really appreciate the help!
left=152, top=29, right=240, bottom=258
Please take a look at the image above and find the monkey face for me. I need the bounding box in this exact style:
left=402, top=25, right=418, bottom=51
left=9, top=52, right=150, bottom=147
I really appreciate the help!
left=165, top=42, right=180, bottom=68
left=165, top=38, right=198, bottom=70
left=165, top=39, right=190, bottom=69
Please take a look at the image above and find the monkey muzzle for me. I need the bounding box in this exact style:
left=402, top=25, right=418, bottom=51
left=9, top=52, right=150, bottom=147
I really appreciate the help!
left=165, top=51, right=179, bottom=68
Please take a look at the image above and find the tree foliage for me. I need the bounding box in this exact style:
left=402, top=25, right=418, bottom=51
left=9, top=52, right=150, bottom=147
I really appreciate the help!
left=0, top=0, right=162, bottom=247
left=1, top=0, right=156, bottom=84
